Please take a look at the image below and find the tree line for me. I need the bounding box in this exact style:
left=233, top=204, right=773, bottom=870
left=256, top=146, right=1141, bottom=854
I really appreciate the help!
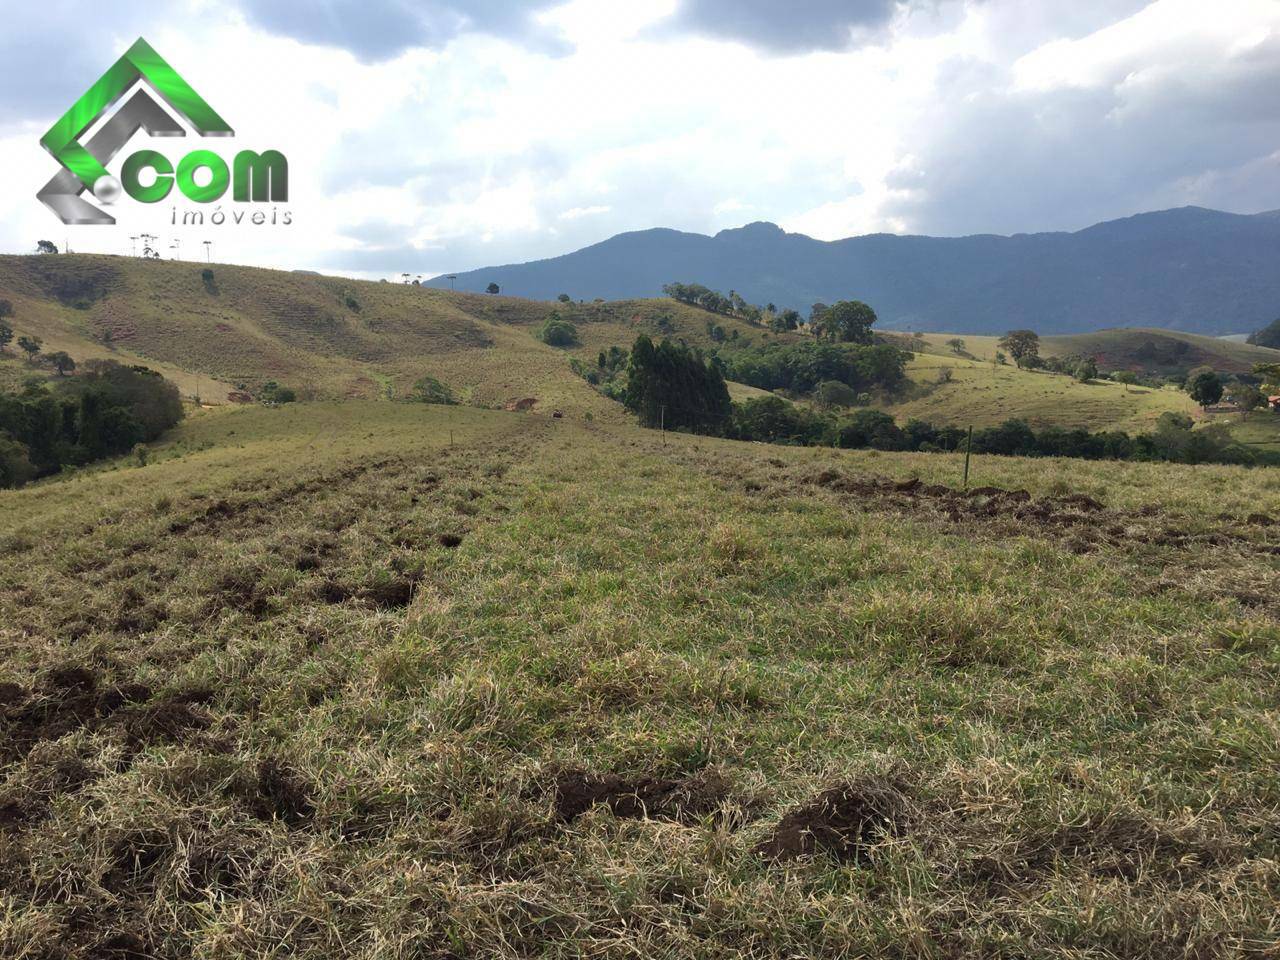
left=0, top=360, right=184, bottom=488
left=615, top=332, right=1261, bottom=466
left=726, top=397, right=1260, bottom=465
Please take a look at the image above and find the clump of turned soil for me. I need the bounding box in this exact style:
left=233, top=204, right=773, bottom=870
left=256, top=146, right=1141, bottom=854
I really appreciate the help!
left=548, top=768, right=741, bottom=825
left=755, top=779, right=909, bottom=863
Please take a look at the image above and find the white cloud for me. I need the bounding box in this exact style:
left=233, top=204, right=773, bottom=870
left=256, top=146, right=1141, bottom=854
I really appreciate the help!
left=559, top=205, right=612, bottom=219
left=1, top=0, right=1278, bottom=278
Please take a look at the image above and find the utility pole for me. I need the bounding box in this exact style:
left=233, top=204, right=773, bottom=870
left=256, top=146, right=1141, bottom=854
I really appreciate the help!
left=660, top=405, right=666, bottom=445
left=129, top=235, right=138, bottom=257
left=203, top=240, right=212, bottom=263
left=447, top=274, right=458, bottom=291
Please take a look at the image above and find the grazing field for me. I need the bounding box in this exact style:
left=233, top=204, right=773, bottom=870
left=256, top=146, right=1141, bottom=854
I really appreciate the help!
left=2, top=402, right=1278, bottom=958
left=886, top=351, right=1197, bottom=432
left=908, top=329, right=1280, bottom=375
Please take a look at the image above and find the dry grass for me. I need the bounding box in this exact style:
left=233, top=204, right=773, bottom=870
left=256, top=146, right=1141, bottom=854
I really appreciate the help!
left=2, top=403, right=1278, bottom=958
left=0, top=256, right=770, bottom=419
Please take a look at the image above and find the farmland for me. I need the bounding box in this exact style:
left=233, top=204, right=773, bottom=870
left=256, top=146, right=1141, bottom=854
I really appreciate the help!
left=2, top=400, right=1279, bottom=958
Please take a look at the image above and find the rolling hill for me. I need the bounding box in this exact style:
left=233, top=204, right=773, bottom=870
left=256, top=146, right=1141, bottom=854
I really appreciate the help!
left=6, top=253, right=1280, bottom=445
left=427, top=206, right=1280, bottom=336
left=0, top=254, right=767, bottom=417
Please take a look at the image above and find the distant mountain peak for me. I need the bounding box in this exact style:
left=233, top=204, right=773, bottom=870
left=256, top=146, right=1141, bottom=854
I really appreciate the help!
left=714, top=221, right=786, bottom=240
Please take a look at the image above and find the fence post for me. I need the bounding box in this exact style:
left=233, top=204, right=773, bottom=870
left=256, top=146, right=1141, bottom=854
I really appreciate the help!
left=963, top=425, right=973, bottom=489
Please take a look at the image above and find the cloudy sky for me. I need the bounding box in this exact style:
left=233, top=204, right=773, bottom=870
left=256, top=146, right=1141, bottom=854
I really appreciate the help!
left=1, top=0, right=1278, bottom=279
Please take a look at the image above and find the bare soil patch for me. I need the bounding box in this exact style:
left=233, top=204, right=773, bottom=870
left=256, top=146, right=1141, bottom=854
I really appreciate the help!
left=755, top=779, right=909, bottom=863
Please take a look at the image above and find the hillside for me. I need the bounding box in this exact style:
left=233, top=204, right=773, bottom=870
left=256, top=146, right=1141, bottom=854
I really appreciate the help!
left=1043, top=328, right=1280, bottom=376
left=0, top=254, right=767, bottom=416
left=3, top=254, right=1273, bottom=446
left=884, top=351, right=1196, bottom=433
left=427, top=207, right=1280, bottom=336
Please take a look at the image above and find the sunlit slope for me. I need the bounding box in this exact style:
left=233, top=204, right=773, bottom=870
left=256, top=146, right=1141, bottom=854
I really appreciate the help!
left=886, top=351, right=1197, bottom=432
left=907, top=328, right=1280, bottom=373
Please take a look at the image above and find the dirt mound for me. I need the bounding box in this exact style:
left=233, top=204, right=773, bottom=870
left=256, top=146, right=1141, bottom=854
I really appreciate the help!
left=505, top=397, right=538, bottom=412
left=547, top=768, right=738, bottom=825
left=755, top=779, right=908, bottom=863
left=320, top=575, right=418, bottom=609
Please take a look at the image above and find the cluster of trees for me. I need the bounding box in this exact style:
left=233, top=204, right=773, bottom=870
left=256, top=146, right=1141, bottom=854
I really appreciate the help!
left=663, top=283, right=765, bottom=323
left=259, top=381, right=297, bottom=404
left=810, top=301, right=878, bottom=344
left=536, top=312, right=580, bottom=347
left=571, top=346, right=629, bottom=400
left=624, top=335, right=731, bottom=433
left=0, top=360, right=184, bottom=488
left=716, top=341, right=910, bottom=396
left=725, top=398, right=1258, bottom=465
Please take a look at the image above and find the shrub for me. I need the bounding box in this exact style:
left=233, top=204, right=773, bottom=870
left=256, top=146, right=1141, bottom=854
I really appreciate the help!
left=536, top=313, right=579, bottom=347
left=259, top=381, right=297, bottom=405
left=0, top=436, right=36, bottom=489
left=837, top=409, right=905, bottom=450
left=411, top=376, right=457, bottom=405
left=813, top=380, right=859, bottom=409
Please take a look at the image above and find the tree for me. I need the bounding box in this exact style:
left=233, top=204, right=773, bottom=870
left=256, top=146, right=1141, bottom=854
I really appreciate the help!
left=557, top=293, right=571, bottom=303
left=1188, top=369, right=1223, bottom=408
left=813, top=380, right=859, bottom=410
left=1246, top=317, right=1280, bottom=349
left=1074, top=357, right=1098, bottom=382
left=0, top=322, right=12, bottom=354
left=1253, top=363, right=1280, bottom=393
left=945, top=338, right=966, bottom=355
left=486, top=282, right=500, bottom=295
left=536, top=312, right=579, bottom=347
left=1234, top=382, right=1264, bottom=420
left=994, top=350, right=1008, bottom=365
left=998, top=330, right=1040, bottom=368
left=35, top=240, right=58, bottom=255
left=809, top=303, right=829, bottom=330
left=17, top=335, right=41, bottom=362
left=1112, top=370, right=1137, bottom=390
left=768, top=310, right=799, bottom=333
left=814, top=300, right=877, bottom=344
left=48, top=351, right=76, bottom=376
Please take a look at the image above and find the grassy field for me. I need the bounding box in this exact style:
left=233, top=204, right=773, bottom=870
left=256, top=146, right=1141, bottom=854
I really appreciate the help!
left=907, top=330, right=1280, bottom=375
left=1, top=402, right=1278, bottom=958
left=886, top=351, right=1197, bottom=432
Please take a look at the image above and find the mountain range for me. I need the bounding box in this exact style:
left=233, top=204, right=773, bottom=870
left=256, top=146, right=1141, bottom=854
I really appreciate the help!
left=427, top=207, right=1280, bottom=336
